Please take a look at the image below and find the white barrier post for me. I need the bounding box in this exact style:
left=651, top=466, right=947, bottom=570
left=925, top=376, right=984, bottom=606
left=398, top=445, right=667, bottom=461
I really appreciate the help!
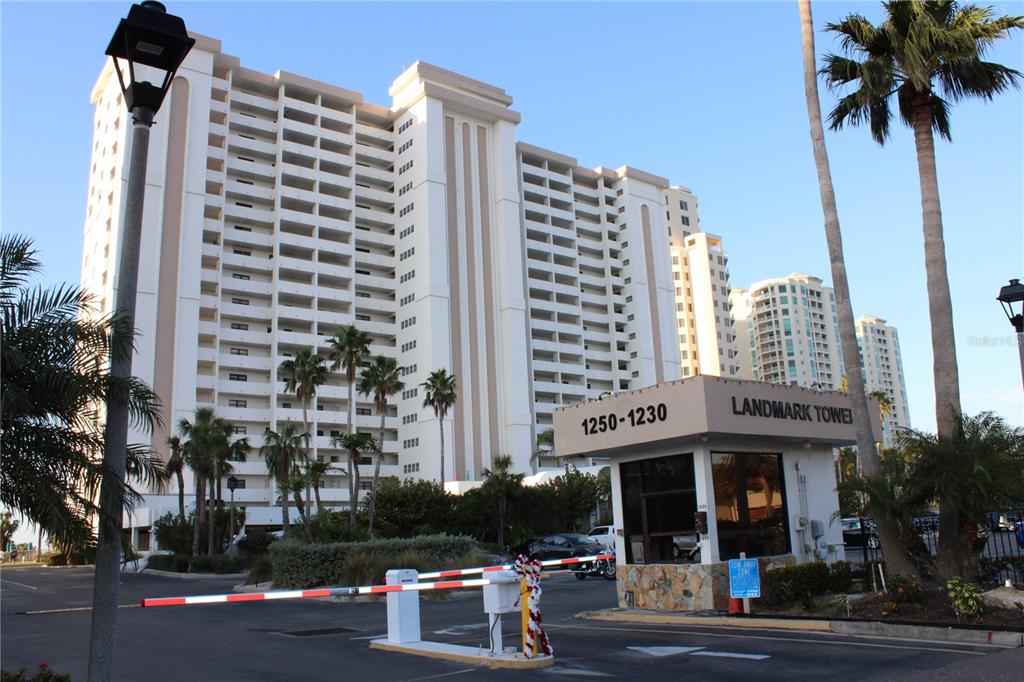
left=385, top=569, right=420, bottom=644
left=482, top=570, right=519, bottom=656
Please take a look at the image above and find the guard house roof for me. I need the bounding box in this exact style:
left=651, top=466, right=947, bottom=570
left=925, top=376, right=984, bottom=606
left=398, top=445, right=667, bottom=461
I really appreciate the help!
left=552, top=376, right=882, bottom=459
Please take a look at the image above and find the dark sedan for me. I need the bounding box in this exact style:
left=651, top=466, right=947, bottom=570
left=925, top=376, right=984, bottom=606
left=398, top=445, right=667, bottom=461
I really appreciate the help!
left=527, top=533, right=610, bottom=563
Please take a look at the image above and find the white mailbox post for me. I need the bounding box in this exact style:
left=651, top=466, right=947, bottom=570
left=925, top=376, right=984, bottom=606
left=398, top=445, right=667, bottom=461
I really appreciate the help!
left=385, top=569, right=420, bottom=644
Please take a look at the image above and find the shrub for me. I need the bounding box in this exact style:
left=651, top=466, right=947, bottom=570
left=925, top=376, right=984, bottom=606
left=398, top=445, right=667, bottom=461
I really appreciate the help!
left=146, top=553, right=190, bottom=573
left=885, top=574, right=922, bottom=604
left=946, top=577, right=984, bottom=622
left=189, top=554, right=247, bottom=574
left=764, top=561, right=832, bottom=609
left=828, top=561, right=853, bottom=594
left=245, top=556, right=274, bottom=585
left=152, top=513, right=194, bottom=556
left=269, top=534, right=479, bottom=588
left=43, top=546, right=95, bottom=566
left=236, top=531, right=277, bottom=557
left=1, top=664, right=71, bottom=681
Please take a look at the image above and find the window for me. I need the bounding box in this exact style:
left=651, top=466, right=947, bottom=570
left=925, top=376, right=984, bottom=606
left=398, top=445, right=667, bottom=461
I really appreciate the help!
left=282, top=402, right=291, bottom=409
left=231, top=297, right=250, bottom=305
left=403, top=438, right=420, bottom=449
left=398, top=139, right=414, bottom=154
left=399, top=225, right=415, bottom=239
left=682, top=216, right=690, bottom=226
left=399, top=203, right=415, bottom=217
left=402, top=414, right=418, bottom=424
left=400, top=364, right=417, bottom=376
left=398, top=182, right=413, bottom=196
left=619, top=454, right=698, bottom=564
left=355, top=314, right=370, bottom=321
left=230, top=322, right=249, bottom=331
left=228, top=399, right=247, bottom=408
left=400, top=317, right=416, bottom=329
left=399, top=160, right=414, bottom=175
left=711, top=452, right=789, bottom=560
left=356, top=408, right=372, bottom=416
left=403, top=462, right=421, bottom=474
left=400, top=271, right=415, bottom=283
left=398, top=118, right=413, bottom=134
left=401, top=340, right=417, bottom=352
left=679, top=200, right=689, bottom=210
left=234, top=225, right=252, bottom=232
left=233, top=426, right=247, bottom=435
left=401, top=388, right=418, bottom=400
left=400, top=247, right=415, bottom=261
left=232, top=273, right=251, bottom=281
left=229, top=373, right=248, bottom=382
left=229, top=347, right=249, bottom=356
left=233, top=249, right=251, bottom=256
left=400, top=294, right=414, bottom=306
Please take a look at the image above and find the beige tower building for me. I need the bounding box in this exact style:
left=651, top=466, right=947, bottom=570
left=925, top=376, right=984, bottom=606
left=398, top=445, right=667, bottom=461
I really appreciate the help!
left=80, top=33, right=723, bottom=534
left=856, top=315, right=911, bottom=444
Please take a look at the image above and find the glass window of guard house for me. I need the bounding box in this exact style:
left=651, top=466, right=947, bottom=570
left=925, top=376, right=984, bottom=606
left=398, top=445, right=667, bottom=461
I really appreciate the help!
left=711, top=452, right=790, bottom=560
left=620, top=453, right=698, bottom=565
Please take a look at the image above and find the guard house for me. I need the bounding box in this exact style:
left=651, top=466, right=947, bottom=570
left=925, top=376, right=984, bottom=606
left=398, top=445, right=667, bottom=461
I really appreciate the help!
left=552, top=376, right=881, bottom=612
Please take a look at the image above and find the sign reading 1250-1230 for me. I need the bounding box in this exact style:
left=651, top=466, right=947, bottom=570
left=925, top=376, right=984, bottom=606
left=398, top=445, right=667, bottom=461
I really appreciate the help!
left=581, top=402, right=668, bottom=435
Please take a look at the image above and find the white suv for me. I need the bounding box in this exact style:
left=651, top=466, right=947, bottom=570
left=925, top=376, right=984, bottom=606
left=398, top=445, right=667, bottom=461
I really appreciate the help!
left=588, top=525, right=615, bottom=550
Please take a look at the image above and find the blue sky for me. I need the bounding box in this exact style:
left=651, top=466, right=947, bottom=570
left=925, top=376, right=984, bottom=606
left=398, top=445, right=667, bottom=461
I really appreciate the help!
left=2, top=1, right=1022, bottom=434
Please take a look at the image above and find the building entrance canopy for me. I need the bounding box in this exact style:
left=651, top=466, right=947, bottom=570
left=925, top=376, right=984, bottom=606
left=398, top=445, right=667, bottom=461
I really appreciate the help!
left=552, top=376, right=881, bottom=612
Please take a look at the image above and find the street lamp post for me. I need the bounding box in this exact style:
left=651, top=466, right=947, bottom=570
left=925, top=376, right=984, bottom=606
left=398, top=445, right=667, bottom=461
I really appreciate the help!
left=227, top=476, right=239, bottom=546
left=997, top=278, right=1024, bottom=389
left=88, top=4, right=193, bottom=682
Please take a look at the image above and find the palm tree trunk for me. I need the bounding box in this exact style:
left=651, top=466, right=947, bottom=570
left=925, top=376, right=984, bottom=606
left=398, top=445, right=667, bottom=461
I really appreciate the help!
left=176, top=470, right=185, bottom=521
left=798, top=0, right=917, bottom=576
left=911, top=95, right=966, bottom=580
left=313, top=479, right=323, bottom=511
left=302, top=401, right=312, bottom=517
left=439, top=416, right=446, bottom=484
left=368, top=403, right=386, bottom=538
left=348, top=371, right=358, bottom=528
left=280, top=454, right=291, bottom=537
left=208, top=465, right=217, bottom=556
left=293, top=489, right=313, bottom=539
left=192, top=473, right=204, bottom=556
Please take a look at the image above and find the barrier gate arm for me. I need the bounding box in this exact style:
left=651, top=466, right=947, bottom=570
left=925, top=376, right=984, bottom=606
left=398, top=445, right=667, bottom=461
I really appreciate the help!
left=417, top=553, right=614, bottom=580
left=140, top=553, right=615, bottom=608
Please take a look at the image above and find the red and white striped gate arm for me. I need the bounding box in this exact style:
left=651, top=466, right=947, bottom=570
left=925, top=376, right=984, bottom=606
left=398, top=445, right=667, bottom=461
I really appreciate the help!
left=417, top=552, right=614, bottom=580
left=140, top=553, right=615, bottom=608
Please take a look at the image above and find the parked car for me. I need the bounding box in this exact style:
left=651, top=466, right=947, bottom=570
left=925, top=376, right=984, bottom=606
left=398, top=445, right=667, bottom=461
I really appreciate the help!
left=526, top=533, right=611, bottom=564
left=841, top=517, right=880, bottom=549
left=672, top=533, right=701, bottom=561
left=588, top=525, right=615, bottom=548
left=985, top=511, right=1020, bottom=532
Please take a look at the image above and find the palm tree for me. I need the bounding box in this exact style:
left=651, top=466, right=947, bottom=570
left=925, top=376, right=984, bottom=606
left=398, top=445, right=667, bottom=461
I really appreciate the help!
left=327, top=326, right=372, bottom=527
left=0, top=235, right=160, bottom=551
left=177, top=408, right=220, bottom=555
left=482, top=454, right=524, bottom=553
left=533, top=428, right=555, bottom=474
left=358, top=356, right=404, bottom=537
left=279, top=347, right=328, bottom=475
left=798, top=0, right=917, bottom=577
left=305, top=459, right=335, bottom=512
left=821, top=1, right=1022, bottom=578
left=260, top=423, right=309, bottom=536
left=165, top=436, right=186, bottom=521
left=422, top=369, right=457, bottom=484
left=331, top=432, right=380, bottom=524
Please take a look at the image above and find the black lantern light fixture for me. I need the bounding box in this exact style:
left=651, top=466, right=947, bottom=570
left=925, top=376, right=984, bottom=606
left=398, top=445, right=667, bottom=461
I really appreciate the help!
left=105, top=1, right=194, bottom=119
left=996, top=278, right=1024, bottom=389
left=227, top=476, right=239, bottom=492
left=997, top=278, right=1024, bottom=333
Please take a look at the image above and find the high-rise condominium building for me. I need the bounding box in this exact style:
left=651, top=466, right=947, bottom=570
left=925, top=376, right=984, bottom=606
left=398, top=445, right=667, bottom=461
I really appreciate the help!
left=81, top=34, right=731, bottom=530
left=730, top=273, right=843, bottom=390
left=855, top=315, right=911, bottom=444
left=730, top=275, right=910, bottom=444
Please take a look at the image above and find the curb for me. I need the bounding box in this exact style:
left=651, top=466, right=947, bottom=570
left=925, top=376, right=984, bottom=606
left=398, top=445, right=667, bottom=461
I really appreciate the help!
left=369, top=640, right=554, bottom=669
left=142, top=568, right=247, bottom=580
left=575, top=609, right=1024, bottom=648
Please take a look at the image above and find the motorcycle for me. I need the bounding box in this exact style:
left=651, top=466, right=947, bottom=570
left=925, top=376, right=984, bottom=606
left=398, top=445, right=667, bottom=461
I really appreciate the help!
left=570, top=549, right=616, bottom=581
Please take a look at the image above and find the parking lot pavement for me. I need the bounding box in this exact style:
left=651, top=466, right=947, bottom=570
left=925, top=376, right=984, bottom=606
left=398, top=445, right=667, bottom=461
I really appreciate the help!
left=1, top=566, right=1005, bottom=681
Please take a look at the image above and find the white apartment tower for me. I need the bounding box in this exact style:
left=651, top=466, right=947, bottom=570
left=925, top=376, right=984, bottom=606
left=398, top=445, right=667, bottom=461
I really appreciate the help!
left=856, top=315, right=911, bottom=444
left=730, top=276, right=910, bottom=445
left=81, top=35, right=709, bottom=528
left=730, top=273, right=843, bottom=389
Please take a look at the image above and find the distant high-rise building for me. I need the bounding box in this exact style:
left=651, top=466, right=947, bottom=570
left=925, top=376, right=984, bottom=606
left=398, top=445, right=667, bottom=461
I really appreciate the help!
left=856, top=315, right=911, bottom=445
left=730, top=275, right=910, bottom=445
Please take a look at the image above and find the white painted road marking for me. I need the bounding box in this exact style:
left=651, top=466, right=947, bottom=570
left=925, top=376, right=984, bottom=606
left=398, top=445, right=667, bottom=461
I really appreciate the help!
left=1, top=579, right=39, bottom=590
left=627, top=646, right=706, bottom=657
left=692, top=651, right=770, bottom=660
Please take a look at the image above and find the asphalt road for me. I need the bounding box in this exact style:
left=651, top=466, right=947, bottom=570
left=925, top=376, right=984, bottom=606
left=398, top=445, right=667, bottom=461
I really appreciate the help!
left=1, top=565, right=1012, bottom=681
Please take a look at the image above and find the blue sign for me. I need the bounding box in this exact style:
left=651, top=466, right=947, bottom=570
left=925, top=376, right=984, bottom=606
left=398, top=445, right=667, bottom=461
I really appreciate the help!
left=728, top=558, right=761, bottom=598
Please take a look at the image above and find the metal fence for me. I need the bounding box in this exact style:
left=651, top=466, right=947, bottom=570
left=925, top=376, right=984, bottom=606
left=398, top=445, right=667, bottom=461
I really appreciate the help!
left=849, top=511, right=1024, bottom=585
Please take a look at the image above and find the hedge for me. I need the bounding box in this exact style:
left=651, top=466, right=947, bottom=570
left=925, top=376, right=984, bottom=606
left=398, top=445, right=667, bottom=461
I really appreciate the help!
left=147, top=553, right=190, bottom=573
left=269, top=534, right=479, bottom=588
left=189, top=554, right=248, bottom=574
left=764, top=561, right=853, bottom=609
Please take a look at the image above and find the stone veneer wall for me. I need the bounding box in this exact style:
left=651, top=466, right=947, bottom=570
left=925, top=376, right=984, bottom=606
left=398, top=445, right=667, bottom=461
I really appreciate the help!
left=617, top=555, right=795, bottom=611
